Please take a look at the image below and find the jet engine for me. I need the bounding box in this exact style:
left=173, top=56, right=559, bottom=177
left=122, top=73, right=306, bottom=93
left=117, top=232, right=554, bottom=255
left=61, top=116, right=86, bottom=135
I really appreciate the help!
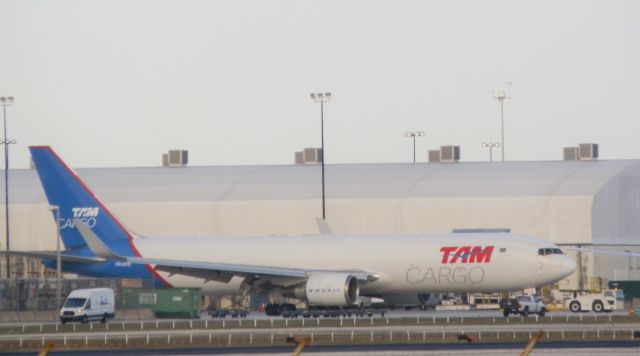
left=293, top=273, right=359, bottom=306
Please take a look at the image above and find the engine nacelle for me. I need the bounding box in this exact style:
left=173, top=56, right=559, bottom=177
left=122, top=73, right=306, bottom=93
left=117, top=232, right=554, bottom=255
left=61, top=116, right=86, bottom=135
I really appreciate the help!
left=294, top=273, right=359, bottom=306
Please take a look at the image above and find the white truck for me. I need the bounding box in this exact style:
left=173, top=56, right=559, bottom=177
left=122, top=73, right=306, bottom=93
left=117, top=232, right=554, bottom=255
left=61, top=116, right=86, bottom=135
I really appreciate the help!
left=566, top=290, right=617, bottom=313
left=500, top=295, right=546, bottom=317
left=60, top=288, right=115, bottom=324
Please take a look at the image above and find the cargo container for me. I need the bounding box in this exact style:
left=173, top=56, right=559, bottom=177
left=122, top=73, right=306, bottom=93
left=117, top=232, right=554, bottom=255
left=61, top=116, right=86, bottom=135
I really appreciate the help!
left=153, top=288, right=202, bottom=318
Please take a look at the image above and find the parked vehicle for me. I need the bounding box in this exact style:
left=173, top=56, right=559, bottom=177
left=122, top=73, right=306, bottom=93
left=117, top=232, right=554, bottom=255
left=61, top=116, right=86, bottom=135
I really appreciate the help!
left=60, top=288, right=115, bottom=324
left=500, top=295, right=546, bottom=317
left=566, top=290, right=617, bottom=313
left=499, top=298, right=518, bottom=316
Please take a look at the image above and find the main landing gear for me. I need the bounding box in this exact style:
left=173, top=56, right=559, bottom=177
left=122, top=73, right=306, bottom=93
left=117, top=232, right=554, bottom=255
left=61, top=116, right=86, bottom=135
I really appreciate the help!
left=265, top=303, right=297, bottom=316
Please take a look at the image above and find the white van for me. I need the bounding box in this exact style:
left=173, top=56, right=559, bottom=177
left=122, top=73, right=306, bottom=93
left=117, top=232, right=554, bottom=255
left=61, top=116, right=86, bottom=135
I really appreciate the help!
left=60, top=288, right=115, bottom=324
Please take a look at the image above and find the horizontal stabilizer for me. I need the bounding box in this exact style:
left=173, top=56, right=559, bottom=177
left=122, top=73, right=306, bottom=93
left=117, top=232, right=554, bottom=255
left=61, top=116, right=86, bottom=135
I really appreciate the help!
left=75, top=219, right=125, bottom=261
left=0, top=250, right=105, bottom=264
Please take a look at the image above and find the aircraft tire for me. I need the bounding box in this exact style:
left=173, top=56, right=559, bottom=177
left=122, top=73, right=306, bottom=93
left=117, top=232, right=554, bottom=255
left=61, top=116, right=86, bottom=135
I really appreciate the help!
left=265, top=303, right=280, bottom=316
left=279, top=303, right=296, bottom=315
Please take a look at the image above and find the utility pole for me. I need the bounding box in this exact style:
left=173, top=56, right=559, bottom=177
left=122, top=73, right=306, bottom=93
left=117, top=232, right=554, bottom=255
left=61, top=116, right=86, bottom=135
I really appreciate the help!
left=1, top=96, right=15, bottom=279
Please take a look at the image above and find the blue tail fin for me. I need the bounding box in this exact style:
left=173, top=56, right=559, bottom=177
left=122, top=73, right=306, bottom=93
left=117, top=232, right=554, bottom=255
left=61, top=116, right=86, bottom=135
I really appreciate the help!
left=29, top=146, right=135, bottom=256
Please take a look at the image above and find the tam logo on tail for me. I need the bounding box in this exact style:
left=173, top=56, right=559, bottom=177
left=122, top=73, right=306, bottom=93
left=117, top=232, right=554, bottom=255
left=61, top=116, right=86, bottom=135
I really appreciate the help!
left=61, top=207, right=100, bottom=229
left=72, top=207, right=100, bottom=218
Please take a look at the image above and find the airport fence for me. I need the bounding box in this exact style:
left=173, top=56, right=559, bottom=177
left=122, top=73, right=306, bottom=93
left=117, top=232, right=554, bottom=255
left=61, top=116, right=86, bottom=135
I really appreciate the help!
left=1, top=313, right=639, bottom=335
left=0, top=278, right=156, bottom=312
left=2, top=327, right=640, bottom=352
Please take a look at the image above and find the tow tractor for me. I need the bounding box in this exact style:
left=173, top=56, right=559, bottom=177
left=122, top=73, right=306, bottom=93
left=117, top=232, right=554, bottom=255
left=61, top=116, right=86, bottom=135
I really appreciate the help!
left=566, top=289, right=617, bottom=313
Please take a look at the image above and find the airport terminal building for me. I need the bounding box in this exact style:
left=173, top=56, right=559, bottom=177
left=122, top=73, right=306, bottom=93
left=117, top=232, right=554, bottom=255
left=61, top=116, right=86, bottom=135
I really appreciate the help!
left=3, top=155, right=640, bottom=292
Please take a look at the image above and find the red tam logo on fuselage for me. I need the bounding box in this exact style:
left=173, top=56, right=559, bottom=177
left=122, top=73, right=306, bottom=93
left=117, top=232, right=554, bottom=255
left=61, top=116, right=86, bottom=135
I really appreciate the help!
left=440, top=246, right=495, bottom=264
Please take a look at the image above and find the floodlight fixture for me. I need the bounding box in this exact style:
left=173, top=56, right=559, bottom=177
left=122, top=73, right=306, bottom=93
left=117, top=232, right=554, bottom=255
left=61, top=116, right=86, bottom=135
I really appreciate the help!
left=404, top=131, right=425, bottom=163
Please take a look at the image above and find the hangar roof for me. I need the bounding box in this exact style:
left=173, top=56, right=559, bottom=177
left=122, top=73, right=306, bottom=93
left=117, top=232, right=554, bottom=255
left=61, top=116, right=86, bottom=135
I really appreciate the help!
left=9, top=159, right=640, bottom=203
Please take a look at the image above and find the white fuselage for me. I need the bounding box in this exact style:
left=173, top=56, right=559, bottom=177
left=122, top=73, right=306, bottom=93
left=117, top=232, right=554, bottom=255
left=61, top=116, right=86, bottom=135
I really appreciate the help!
left=133, top=233, right=576, bottom=296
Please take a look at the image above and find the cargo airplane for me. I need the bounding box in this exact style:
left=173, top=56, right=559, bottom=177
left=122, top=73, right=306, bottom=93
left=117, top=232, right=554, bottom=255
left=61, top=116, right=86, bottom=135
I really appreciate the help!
left=11, top=146, right=576, bottom=310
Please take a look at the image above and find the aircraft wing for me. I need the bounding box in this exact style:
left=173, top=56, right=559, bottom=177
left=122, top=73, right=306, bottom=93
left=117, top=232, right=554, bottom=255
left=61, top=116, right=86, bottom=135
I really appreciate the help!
left=127, top=256, right=375, bottom=287
left=0, top=250, right=105, bottom=264
left=131, top=256, right=373, bottom=287
left=74, top=219, right=376, bottom=287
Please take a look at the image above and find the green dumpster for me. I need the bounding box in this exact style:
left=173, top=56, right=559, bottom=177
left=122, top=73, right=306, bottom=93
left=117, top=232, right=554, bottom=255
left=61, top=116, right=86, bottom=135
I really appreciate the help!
left=121, top=288, right=156, bottom=309
left=153, top=288, right=202, bottom=318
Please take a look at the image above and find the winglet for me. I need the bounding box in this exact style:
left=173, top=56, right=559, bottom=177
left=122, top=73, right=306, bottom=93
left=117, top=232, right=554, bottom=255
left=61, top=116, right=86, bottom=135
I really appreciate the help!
left=75, top=219, right=125, bottom=261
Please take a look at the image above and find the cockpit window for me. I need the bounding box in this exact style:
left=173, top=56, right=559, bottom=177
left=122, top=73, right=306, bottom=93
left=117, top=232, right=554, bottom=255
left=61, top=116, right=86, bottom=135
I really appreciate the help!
left=538, top=248, right=564, bottom=256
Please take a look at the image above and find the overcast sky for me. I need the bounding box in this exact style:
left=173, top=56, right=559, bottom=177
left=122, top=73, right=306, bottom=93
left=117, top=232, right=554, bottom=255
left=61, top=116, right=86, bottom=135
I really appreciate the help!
left=0, top=0, right=638, bottom=168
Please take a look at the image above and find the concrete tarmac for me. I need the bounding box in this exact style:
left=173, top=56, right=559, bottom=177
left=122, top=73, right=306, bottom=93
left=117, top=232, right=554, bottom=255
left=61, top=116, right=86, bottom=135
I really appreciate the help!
left=3, top=342, right=640, bottom=355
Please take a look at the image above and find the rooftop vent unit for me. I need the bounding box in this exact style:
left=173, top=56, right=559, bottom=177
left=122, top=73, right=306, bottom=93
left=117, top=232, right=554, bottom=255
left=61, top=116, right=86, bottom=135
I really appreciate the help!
left=162, top=150, right=189, bottom=167
left=578, top=143, right=599, bottom=160
left=440, top=145, right=460, bottom=163
left=563, top=147, right=579, bottom=161
left=294, top=147, right=323, bottom=165
left=428, top=150, right=441, bottom=163
left=563, top=143, right=599, bottom=161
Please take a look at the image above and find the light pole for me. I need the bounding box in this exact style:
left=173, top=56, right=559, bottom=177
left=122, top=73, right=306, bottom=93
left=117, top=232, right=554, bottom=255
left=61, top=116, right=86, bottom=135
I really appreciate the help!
left=0, top=96, right=15, bottom=279
left=49, top=205, right=62, bottom=309
left=310, top=92, right=331, bottom=221
left=482, top=142, right=500, bottom=162
left=491, top=83, right=511, bottom=161
left=404, top=131, right=425, bottom=163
